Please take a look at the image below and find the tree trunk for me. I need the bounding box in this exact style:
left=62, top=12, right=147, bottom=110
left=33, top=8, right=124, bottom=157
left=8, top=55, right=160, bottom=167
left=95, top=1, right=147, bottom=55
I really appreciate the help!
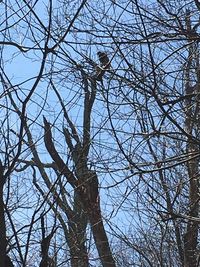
left=0, top=166, right=6, bottom=267
left=78, top=169, right=116, bottom=267
left=86, top=173, right=116, bottom=267
left=184, top=37, right=200, bottom=266
left=183, top=139, right=199, bottom=267
left=89, top=207, right=116, bottom=267
left=68, top=192, right=89, bottom=267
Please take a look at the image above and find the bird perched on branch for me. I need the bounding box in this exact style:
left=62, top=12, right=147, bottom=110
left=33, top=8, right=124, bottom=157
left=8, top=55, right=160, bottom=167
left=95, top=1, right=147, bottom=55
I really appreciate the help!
left=95, top=51, right=111, bottom=81
left=97, top=51, right=110, bottom=69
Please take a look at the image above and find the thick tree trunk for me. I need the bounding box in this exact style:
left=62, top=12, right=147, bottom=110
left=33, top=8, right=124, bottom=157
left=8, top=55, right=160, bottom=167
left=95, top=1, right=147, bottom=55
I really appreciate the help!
left=89, top=205, right=116, bottom=267
left=184, top=139, right=199, bottom=267
left=0, top=165, right=6, bottom=267
left=68, top=192, right=89, bottom=267
left=184, top=40, right=200, bottom=266
left=68, top=235, right=89, bottom=267
left=78, top=170, right=116, bottom=267
left=83, top=170, right=116, bottom=267
left=184, top=160, right=199, bottom=267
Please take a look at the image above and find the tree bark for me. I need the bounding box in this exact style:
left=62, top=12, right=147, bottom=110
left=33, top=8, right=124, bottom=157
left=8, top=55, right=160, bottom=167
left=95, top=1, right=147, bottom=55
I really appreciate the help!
left=183, top=138, right=199, bottom=267
left=88, top=204, right=116, bottom=267
left=86, top=171, right=116, bottom=267
left=0, top=164, right=6, bottom=267
left=183, top=32, right=200, bottom=266
left=68, top=192, right=89, bottom=267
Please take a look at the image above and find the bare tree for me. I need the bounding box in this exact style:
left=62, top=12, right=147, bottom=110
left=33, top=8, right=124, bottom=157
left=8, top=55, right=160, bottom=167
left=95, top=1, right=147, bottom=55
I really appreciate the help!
left=2, top=0, right=200, bottom=267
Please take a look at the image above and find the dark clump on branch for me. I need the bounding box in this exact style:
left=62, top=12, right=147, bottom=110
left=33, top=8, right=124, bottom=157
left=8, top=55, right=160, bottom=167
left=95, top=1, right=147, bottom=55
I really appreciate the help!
left=94, top=51, right=111, bottom=81
left=97, top=51, right=110, bottom=68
